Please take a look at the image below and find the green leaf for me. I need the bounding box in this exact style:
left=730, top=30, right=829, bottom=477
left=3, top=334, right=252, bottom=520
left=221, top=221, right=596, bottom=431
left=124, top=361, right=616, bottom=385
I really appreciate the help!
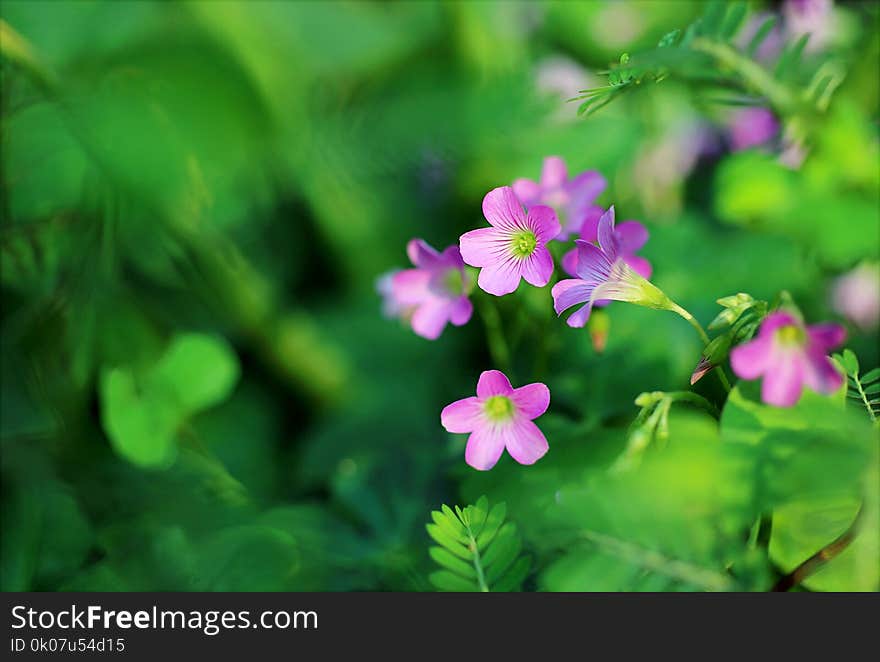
left=770, top=497, right=878, bottom=591
left=429, top=547, right=476, bottom=579
left=484, top=525, right=522, bottom=586
left=775, top=33, right=810, bottom=80
left=425, top=523, right=470, bottom=561
left=467, top=495, right=489, bottom=536
left=475, top=502, right=507, bottom=549
left=425, top=497, right=529, bottom=592
left=699, top=0, right=726, bottom=37
left=746, top=16, right=778, bottom=57
left=431, top=510, right=467, bottom=543
left=151, top=334, right=240, bottom=412
left=861, top=368, right=880, bottom=383
left=429, top=570, right=477, bottom=592
left=1, top=481, right=93, bottom=590
left=842, top=349, right=860, bottom=376
left=536, top=414, right=764, bottom=592
left=720, top=2, right=748, bottom=40
left=491, top=556, right=530, bottom=592
left=657, top=29, right=681, bottom=48
left=99, top=333, right=241, bottom=467
left=99, top=367, right=179, bottom=468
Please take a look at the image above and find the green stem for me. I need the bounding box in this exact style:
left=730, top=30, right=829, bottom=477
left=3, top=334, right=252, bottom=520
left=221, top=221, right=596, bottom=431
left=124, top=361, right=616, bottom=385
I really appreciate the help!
left=853, top=375, right=877, bottom=423
left=668, top=302, right=732, bottom=393
left=464, top=527, right=489, bottom=592
left=668, top=302, right=710, bottom=345
left=772, top=504, right=864, bottom=592
left=477, top=297, right=511, bottom=375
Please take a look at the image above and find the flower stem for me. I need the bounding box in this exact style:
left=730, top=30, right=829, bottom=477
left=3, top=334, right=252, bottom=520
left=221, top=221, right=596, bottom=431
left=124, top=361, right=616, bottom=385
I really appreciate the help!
left=477, top=297, right=512, bottom=375
left=668, top=302, right=732, bottom=393
left=852, top=375, right=877, bottom=422
left=463, top=523, right=489, bottom=592
left=772, top=504, right=864, bottom=592
left=668, top=391, right=721, bottom=419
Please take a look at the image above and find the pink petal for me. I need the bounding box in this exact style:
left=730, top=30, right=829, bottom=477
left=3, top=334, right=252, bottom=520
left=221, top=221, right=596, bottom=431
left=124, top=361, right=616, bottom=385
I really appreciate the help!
left=759, top=311, right=800, bottom=336
left=465, top=426, right=506, bottom=471
left=802, top=350, right=844, bottom=395
left=520, top=247, right=554, bottom=287
left=512, top=178, right=541, bottom=207
left=477, top=260, right=522, bottom=296
left=482, top=186, right=525, bottom=229
left=551, top=278, right=594, bottom=315
left=526, top=205, right=562, bottom=243
left=561, top=248, right=578, bottom=278
left=459, top=227, right=509, bottom=268
left=566, top=171, right=606, bottom=206
left=761, top=350, right=805, bottom=407
left=623, top=254, right=653, bottom=279
left=615, top=221, right=649, bottom=254
left=573, top=240, right=613, bottom=282
left=730, top=335, right=775, bottom=380
left=504, top=418, right=549, bottom=466
left=449, top=296, right=473, bottom=326
left=510, top=383, right=550, bottom=419
left=596, top=206, right=618, bottom=258
left=391, top=269, right=431, bottom=305
left=439, top=245, right=466, bottom=269
left=411, top=299, right=452, bottom=340
left=575, top=205, right=604, bottom=243
left=441, top=396, right=483, bottom=433
left=477, top=370, right=513, bottom=398
left=807, top=323, right=846, bottom=351
left=407, top=239, right=441, bottom=269
left=565, top=302, right=594, bottom=328
left=540, top=156, right=568, bottom=190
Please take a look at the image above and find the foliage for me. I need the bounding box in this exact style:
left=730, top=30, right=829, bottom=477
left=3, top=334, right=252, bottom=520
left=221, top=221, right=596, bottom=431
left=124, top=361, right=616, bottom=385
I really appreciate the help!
left=573, top=0, right=843, bottom=119
left=426, top=496, right=530, bottom=592
left=1, top=0, right=877, bottom=593
left=834, top=349, right=880, bottom=422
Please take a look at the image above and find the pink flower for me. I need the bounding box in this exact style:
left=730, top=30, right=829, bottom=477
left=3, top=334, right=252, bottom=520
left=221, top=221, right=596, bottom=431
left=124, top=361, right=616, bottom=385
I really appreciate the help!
left=511, top=156, right=606, bottom=239
left=389, top=239, right=473, bottom=340
left=459, top=187, right=561, bottom=296
left=730, top=311, right=846, bottom=407
left=729, top=107, right=779, bottom=151
left=441, top=370, right=550, bottom=471
left=560, top=207, right=652, bottom=280
left=377, top=270, right=408, bottom=319
left=831, top=263, right=880, bottom=331
left=784, top=0, right=835, bottom=52
left=552, top=207, right=670, bottom=328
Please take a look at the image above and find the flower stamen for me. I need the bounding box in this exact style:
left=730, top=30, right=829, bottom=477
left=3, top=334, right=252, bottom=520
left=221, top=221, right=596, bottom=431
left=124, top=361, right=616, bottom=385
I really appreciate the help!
left=776, top=324, right=805, bottom=346
left=510, top=230, right=537, bottom=258
left=483, top=395, right=515, bottom=422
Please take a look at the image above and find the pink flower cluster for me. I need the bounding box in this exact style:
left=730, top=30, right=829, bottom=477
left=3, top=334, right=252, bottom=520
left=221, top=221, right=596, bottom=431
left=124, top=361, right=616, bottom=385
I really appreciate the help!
left=379, top=155, right=856, bottom=470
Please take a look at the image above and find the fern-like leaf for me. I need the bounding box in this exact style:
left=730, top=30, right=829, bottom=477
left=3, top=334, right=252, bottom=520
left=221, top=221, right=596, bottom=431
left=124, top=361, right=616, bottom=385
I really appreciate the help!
left=833, top=349, right=879, bottom=422
left=426, top=496, right=530, bottom=592
left=572, top=0, right=844, bottom=120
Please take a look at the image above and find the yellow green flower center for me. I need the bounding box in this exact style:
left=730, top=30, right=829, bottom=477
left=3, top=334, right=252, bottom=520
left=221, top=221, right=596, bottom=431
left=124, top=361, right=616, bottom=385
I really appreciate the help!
left=510, top=230, right=537, bottom=258
left=443, top=268, right=464, bottom=296
left=484, top=395, right=515, bottom=422
left=776, top=324, right=805, bottom=346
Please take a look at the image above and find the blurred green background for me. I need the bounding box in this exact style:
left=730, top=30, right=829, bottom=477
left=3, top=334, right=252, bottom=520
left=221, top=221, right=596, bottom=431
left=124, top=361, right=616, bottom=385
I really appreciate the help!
left=1, top=0, right=878, bottom=591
